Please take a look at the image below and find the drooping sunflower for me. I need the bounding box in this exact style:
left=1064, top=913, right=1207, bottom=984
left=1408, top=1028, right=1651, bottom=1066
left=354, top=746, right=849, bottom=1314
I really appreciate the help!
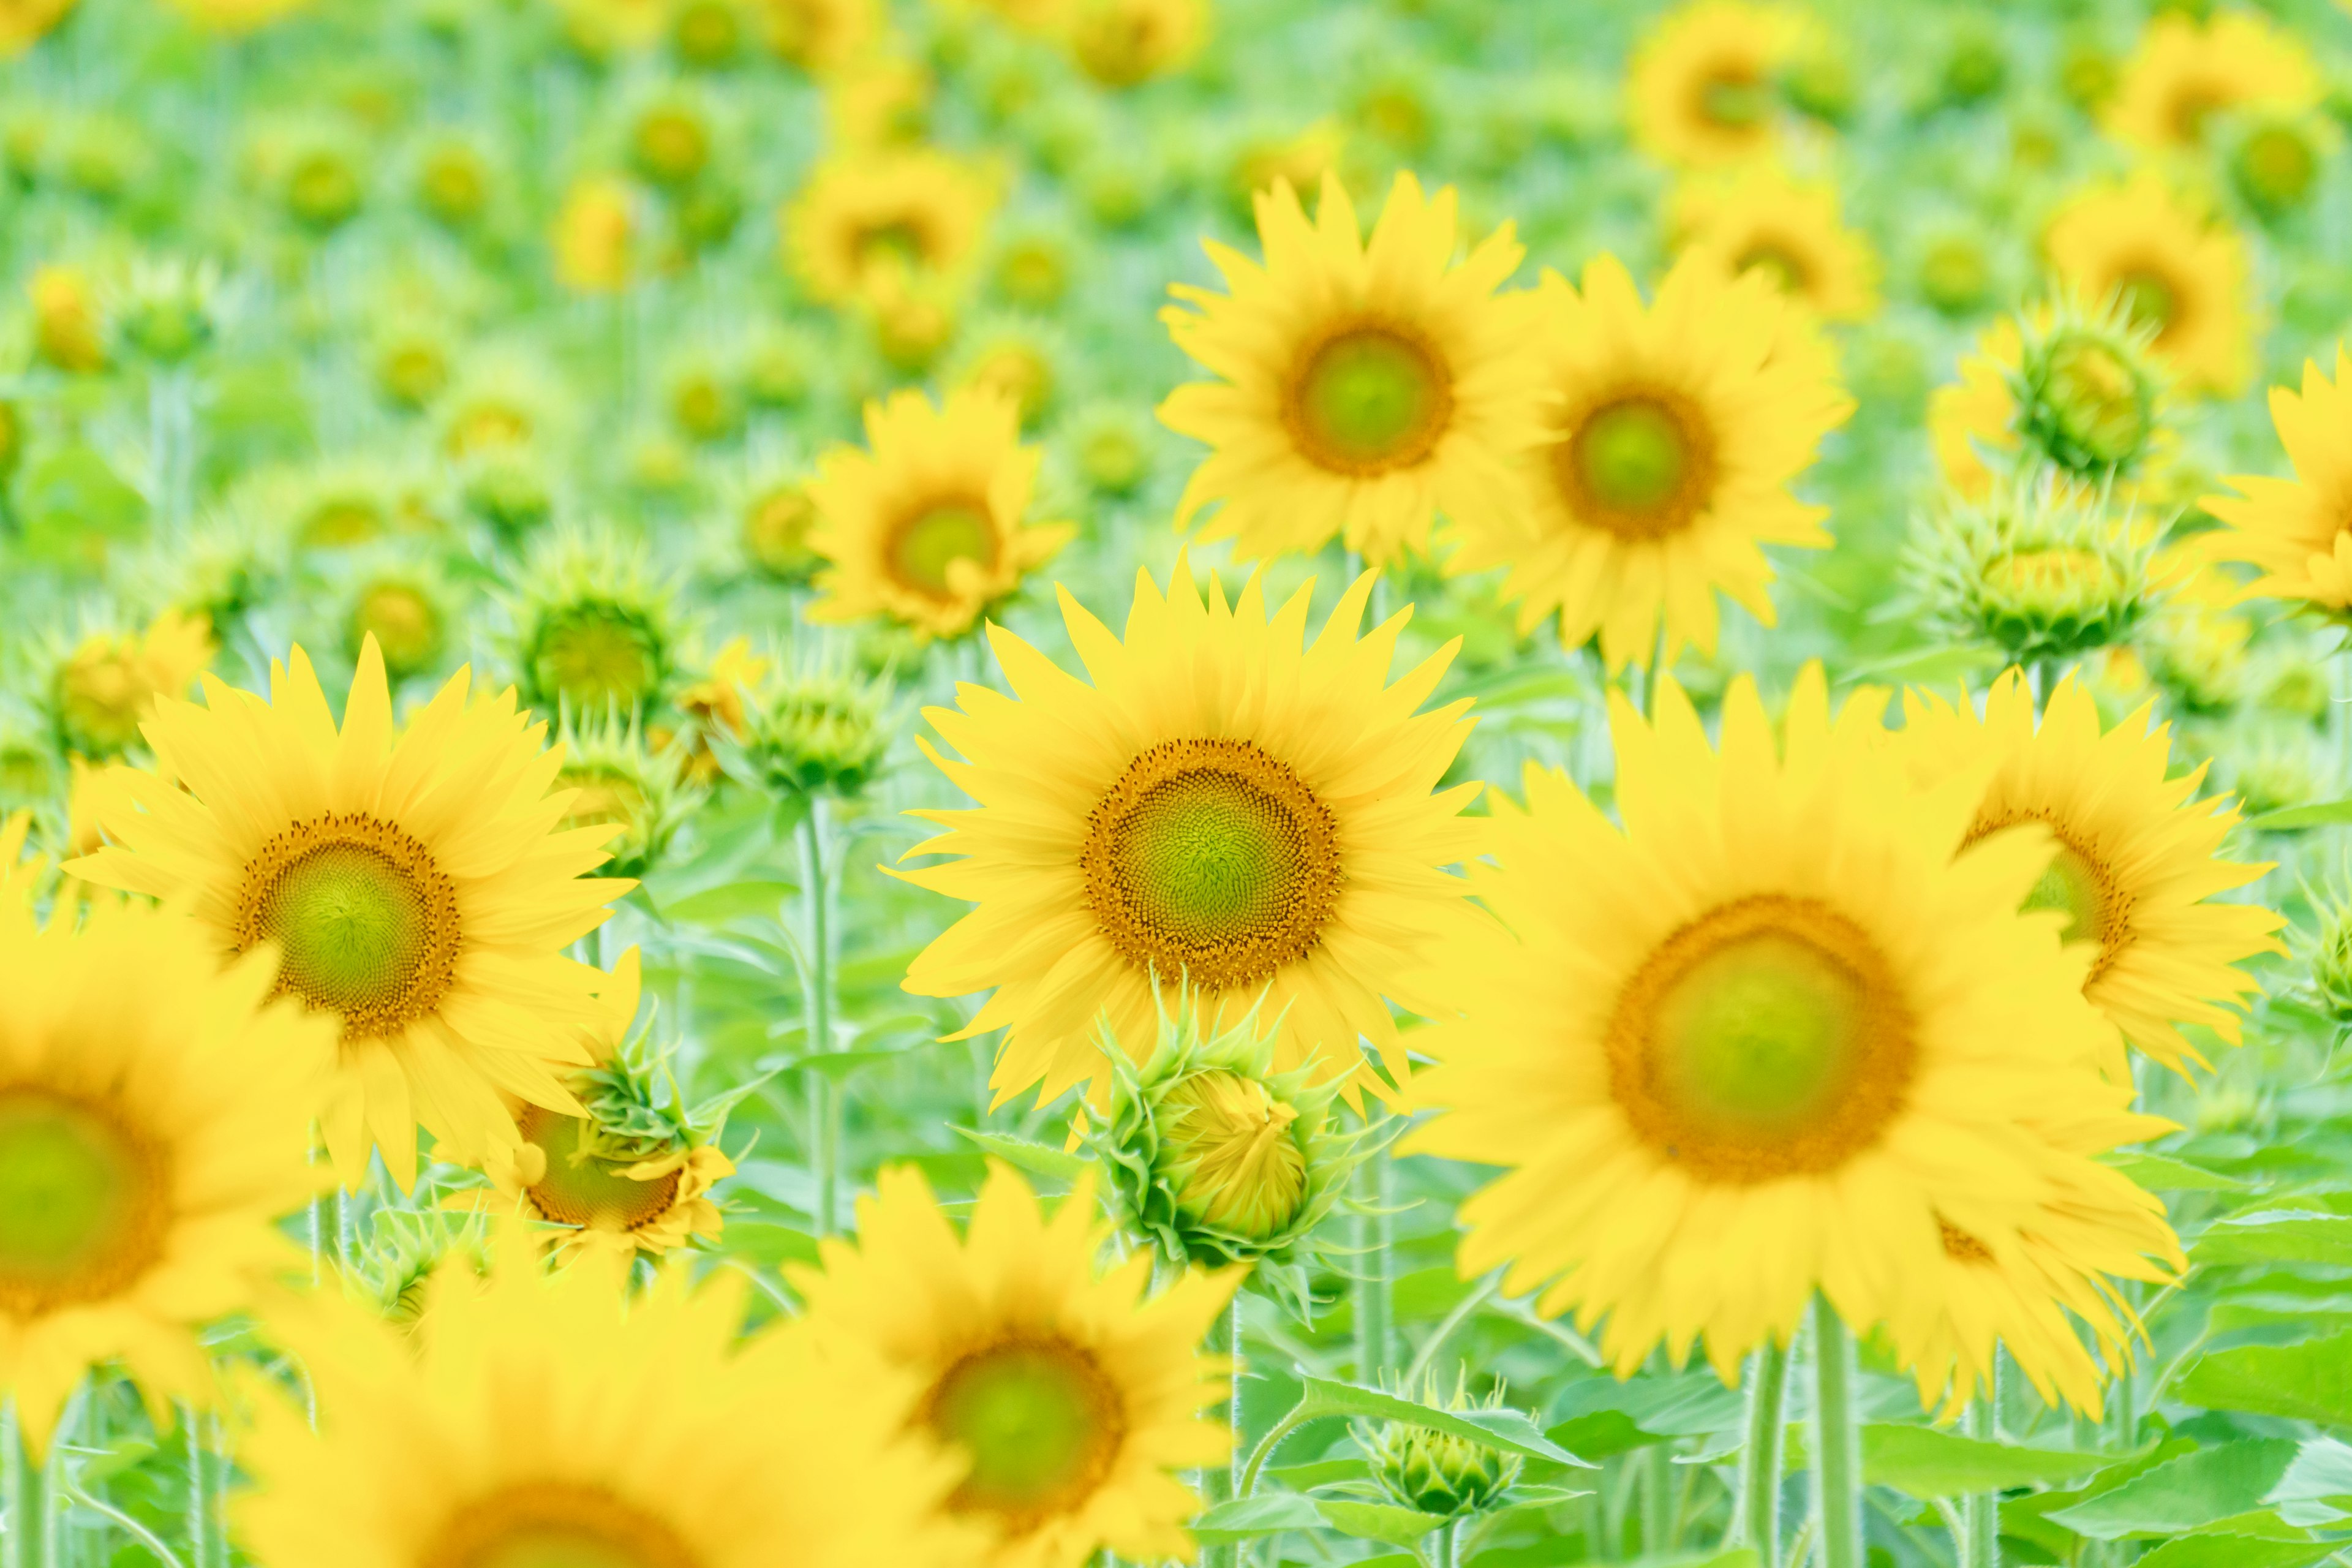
left=1404, top=668, right=2178, bottom=1390
left=897, top=557, right=1482, bottom=1106
left=1927, top=301, right=2176, bottom=503
left=238, top=1224, right=968, bottom=1568
left=2203, top=347, right=2352, bottom=615
left=67, top=640, right=634, bottom=1188
left=805, top=386, right=1073, bottom=641
left=1442, top=252, right=1853, bottom=673
left=782, top=148, right=995, bottom=306
left=1157, top=172, right=1544, bottom=568
left=791, top=1163, right=1237, bottom=1568
left=1900, top=672, right=2283, bottom=1073
left=2046, top=173, right=2253, bottom=399
left=1667, top=167, right=1879, bottom=323
left=2104, top=9, right=2318, bottom=156
left=0, top=892, right=333, bottom=1456
left=1627, top=0, right=1798, bottom=169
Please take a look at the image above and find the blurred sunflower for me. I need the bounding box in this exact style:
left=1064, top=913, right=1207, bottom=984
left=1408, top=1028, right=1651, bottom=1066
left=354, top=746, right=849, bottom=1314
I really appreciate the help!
left=1627, top=0, right=1796, bottom=169
left=68, top=641, right=632, bottom=1187
left=760, top=0, right=881, bottom=74
left=239, top=1224, right=967, bottom=1568
left=0, top=0, right=77, bottom=57
left=2206, top=347, right=2352, bottom=614
left=1065, top=0, right=1208, bottom=88
left=1901, top=672, right=2284, bottom=1073
left=2104, top=9, right=2318, bottom=156
left=1926, top=300, right=2174, bottom=503
left=47, top=609, right=214, bottom=760
left=897, top=557, right=1482, bottom=1106
left=805, top=386, right=1073, bottom=641
left=0, top=893, right=332, bottom=1456
left=783, top=147, right=994, bottom=306
left=793, top=1163, right=1237, bottom=1568
left=1406, top=669, right=2178, bottom=1393
left=1442, top=252, right=1852, bottom=673
left=505, top=526, right=684, bottom=719
left=1667, top=167, right=1878, bottom=323
left=1158, top=171, right=1545, bottom=567
left=2046, top=173, right=2252, bottom=399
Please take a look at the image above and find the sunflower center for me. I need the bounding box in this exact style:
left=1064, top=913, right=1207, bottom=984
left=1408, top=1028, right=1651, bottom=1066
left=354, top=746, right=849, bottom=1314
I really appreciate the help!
left=856, top=219, right=930, bottom=276
left=1558, top=393, right=1716, bottom=538
left=421, top=1482, right=700, bottom=1568
left=888, top=497, right=1000, bottom=600
left=926, top=1338, right=1128, bottom=1529
left=1606, top=896, right=1917, bottom=1184
left=1698, top=68, right=1769, bottom=130
left=2025, top=333, right=2154, bottom=473
left=518, top=1104, right=682, bottom=1233
left=236, top=813, right=462, bottom=1039
left=2113, top=268, right=2176, bottom=337
left=0, top=1089, right=167, bottom=1315
left=533, top=607, right=663, bottom=713
left=1978, top=814, right=2132, bottom=981
left=355, top=581, right=443, bottom=675
left=1080, top=739, right=1343, bottom=992
left=1732, top=241, right=1811, bottom=296
left=1286, top=323, right=1453, bottom=475
left=1160, top=1068, right=1308, bottom=1240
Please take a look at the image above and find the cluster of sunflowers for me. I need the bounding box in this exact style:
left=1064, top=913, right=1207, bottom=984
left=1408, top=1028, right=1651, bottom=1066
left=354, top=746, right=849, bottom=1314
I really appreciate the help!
left=10, top=0, right=2352, bottom=1564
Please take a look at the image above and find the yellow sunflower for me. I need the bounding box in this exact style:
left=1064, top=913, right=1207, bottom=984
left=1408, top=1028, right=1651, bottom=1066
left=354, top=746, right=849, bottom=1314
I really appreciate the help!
left=238, top=1224, right=967, bottom=1568
left=1926, top=304, right=2175, bottom=504
left=1900, top=671, right=2283, bottom=1073
left=49, top=609, right=215, bottom=760
left=758, top=0, right=881, bottom=74
left=1441, top=252, right=1852, bottom=673
left=0, top=892, right=333, bottom=1456
left=0, top=0, right=77, bottom=57
left=897, top=557, right=1483, bottom=1106
left=2204, top=346, right=2352, bottom=614
left=1157, top=171, right=1545, bottom=567
left=1667, top=167, right=1878, bottom=323
left=67, top=639, right=634, bottom=1189
left=805, top=386, right=1074, bottom=641
left=1404, top=668, right=2178, bottom=1397
left=791, top=1163, right=1237, bottom=1568
left=2105, top=9, right=2319, bottom=156
left=1627, top=0, right=1798, bottom=169
left=2046, top=173, right=2253, bottom=399
left=1065, top=0, right=1208, bottom=88
left=782, top=147, right=995, bottom=306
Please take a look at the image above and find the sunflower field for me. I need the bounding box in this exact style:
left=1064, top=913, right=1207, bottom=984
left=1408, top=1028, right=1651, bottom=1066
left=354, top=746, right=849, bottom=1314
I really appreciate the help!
left=12, top=0, right=2352, bottom=1564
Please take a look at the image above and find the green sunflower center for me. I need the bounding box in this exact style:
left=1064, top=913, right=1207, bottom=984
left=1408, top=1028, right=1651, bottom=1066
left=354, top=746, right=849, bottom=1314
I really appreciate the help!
left=1080, top=738, right=1344, bottom=992
left=423, top=1483, right=700, bottom=1568
left=2113, top=268, right=2176, bottom=336
left=927, top=1338, right=1127, bottom=1527
left=1287, top=324, right=1453, bottom=475
left=2236, top=124, right=2318, bottom=211
left=855, top=219, right=930, bottom=276
left=744, top=487, right=817, bottom=578
left=1992, top=818, right=2130, bottom=979
left=1733, top=241, right=1812, bottom=296
left=1608, top=896, right=1917, bottom=1183
left=0, top=1089, right=165, bottom=1314
left=1559, top=393, right=1715, bottom=538
left=1698, top=69, right=1769, bottom=130
left=532, top=606, right=663, bottom=713
left=2023, top=332, right=2155, bottom=475
left=888, top=499, right=999, bottom=599
left=354, top=581, right=444, bottom=676
left=236, top=813, right=462, bottom=1039
left=518, top=1104, right=682, bottom=1233
left=301, top=497, right=386, bottom=549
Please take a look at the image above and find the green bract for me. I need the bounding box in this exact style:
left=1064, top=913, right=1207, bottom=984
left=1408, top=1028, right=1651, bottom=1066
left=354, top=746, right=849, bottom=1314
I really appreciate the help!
left=1361, top=1373, right=1527, bottom=1521
left=1902, top=475, right=2157, bottom=667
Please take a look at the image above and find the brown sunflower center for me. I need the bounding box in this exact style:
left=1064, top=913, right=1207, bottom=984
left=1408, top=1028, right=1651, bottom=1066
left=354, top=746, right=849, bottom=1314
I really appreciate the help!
left=1976, top=812, right=2132, bottom=981
left=925, top=1336, right=1128, bottom=1530
left=1080, top=739, right=1343, bottom=992
left=1606, top=895, right=1918, bottom=1183
left=887, top=496, right=1000, bottom=599
left=1732, top=239, right=1812, bottom=296
left=1284, top=323, right=1454, bottom=476
left=235, top=813, right=461, bottom=1039
left=421, top=1482, right=701, bottom=1568
left=518, top=1104, right=683, bottom=1233
left=854, top=218, right=933, bottom=277
left=0, top=1088, right=168, bottom=1316
left=1696, top=66, right=1770, bottom=134
left=1555, top=391, right=1718, bottom=540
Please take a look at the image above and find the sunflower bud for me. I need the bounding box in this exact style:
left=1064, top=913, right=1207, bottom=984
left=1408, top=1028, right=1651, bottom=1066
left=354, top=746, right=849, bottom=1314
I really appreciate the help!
left=113, top=257, right=220, bottom=368
left=352, top=1210, right=491, bottom=1326
left=505, top=527, right=682, bottom=719
left=1071, top=403, right=1152, bottom=496
left=554, top=710, right=704, bottom=880
left=347, top=570, right=451, bottom=682
left=1903, top=477, right=2153, bottom=666
left=2306, top=890, right=2352, bottom=1028
left=2231, top=118, right=2323, bottom=219
left=1918, top=234, right=1992, bottom=318
left=1362, top=1374, right=1525, bottom=1520
left=732, top=661, right=892, bottom=799
left=2006, top=303, right=2168, bottom=486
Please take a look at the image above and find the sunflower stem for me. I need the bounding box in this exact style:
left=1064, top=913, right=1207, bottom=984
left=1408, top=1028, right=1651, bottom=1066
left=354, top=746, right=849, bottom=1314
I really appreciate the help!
left=1638, top=1442, right=1675, bottom=1551
left=180, top=1401, right=206, bottom=1568
left=1731, top=1339, right=1790, bottom=1566
left=1808, top=1297, right=1864, bottom=1568
left=1962, top=1385, right=2000, bottom=1568
left=799, top=799, right=839, bottom=1237
left=4, top=1400, right=34, bottom=1568
left=1203, top=1294, right=1242, bottom=1568
left=1351, top=1101, right=1393, bottom=1383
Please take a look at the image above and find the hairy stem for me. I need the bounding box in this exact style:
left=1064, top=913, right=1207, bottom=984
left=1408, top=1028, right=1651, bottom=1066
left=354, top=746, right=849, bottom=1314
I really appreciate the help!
left=1203, top=1294, right=1242, bottom=1568
left=1809, top=1298, right=1863, bottom=1568
left=800, top=800, right=837, bottom=1236
left=1732, top=1339, right=1791, bottom=1566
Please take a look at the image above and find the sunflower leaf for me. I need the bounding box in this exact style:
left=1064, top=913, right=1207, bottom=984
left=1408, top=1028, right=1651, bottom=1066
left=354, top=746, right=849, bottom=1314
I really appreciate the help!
left=953, top=1126, right=1091, bottom=1182
left=2176, top=1332, right=2352, bottom=1427
left=1189, top=1492, right=1325, bottom=1542
left=2247, top=799, right=2352, bottom=831
left=2043, top=1439, right=2301, bottom=1537
left=2192, top=1210, right=2352, bottom=1268
left=1310, top=1499, right=1449, bottom=1546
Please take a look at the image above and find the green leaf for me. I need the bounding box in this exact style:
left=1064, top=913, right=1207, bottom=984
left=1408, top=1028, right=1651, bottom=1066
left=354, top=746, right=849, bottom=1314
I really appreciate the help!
left=711, top=1219, right=820, bottom=1268
left=2105, top=1152, right=2252, bottom=1192
left=954, top=1127, right=1091, bottom=1183
left=1264, top=1459, right=1370, bottom=1489
left=658, top=879, right=801, bottom=924
left=2270, top=1436, right=2352, bottom=1515
left=1311, top=1499, right=1447, bottom=1546
left=2132, top=1512, right=2335, bottom=1568
left=2193, top=1210, right=2352, bottom=1268
left=2001, top=1439, right=2198, bottom=1559
left=1861, top=1426, right=2113, bottom=1498
left=2247, top=799, right=2352, bottom=831
left=2176, top=1332, right=2352, bottom=1427
left=1547, top=1409, right=1664, bottom=1459
left=1189, top=1493, right=1324, bottom=1542
left=1287, top=1376, right=1594, bottom=1466
left=2045, top=1440, right=2301, bottom=1538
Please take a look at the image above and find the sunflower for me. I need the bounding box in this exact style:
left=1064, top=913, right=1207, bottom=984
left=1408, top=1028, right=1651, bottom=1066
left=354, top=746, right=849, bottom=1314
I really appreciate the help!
left=67, top=640, right=634, bottom=1188
left=1667, top=167, right=1878, bottom=323
left=2046, top=173, right=2252, bottom=399
left=791, top=1163, right=1237, bottom=1568
left=1926, top=303, right=2176, bottom=503
left=897, top=557, right=1482, bottom=1106
left=805, top=386, right=1074, bottom=641
left=1158, top=172, right=1545, bottom=568
left=2104, top=9, right=2318, bottom=156
left=1900, top=671, right=2283, bottom=1073
left=1627, top=0, right=1797, bottom=170
left=2203, top=347, right=2352, bottom=614
left=1065, top=0, right=1208, bottom=88
left=1441, top=252, right=1852, bottom=673
left=48, top=609, right=215, bottom=761
left=238, top=1224, right=967, bottom=1568
left=1404, top=668, right=2178, bottom=1391
left=782, top=148, right=995, bottom=307
left=0, top=892, right=333, bottom=1456
left=760, top=0, right=880, bottom=72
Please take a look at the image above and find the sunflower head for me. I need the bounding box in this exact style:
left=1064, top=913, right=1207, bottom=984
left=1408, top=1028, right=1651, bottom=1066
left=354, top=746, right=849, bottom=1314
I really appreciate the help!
left=2005, top=300, right=2169, bottom=484
left=1070, top=402, right=1153, bottom=496
left=554, top=709, right=704, bottom=880
left=553, top=175, right=639, bottom=294
left=2301, top=886, right=2352, bottom=1028
left=627, top=94, right=715, bottom=189
left=48, top=609, right=216, bottom=760
left=1361, top=1373, right=1525, bottom=1521
left=415, top=137, right=492, bottom=229
left=507, top=527, right=684, bottom=720
left=2231, top=115, right=2326, bottom=217
left=29, top=263, right=107, bottom=374
left=1066, top=0, right=1208, bottom=88
left=1903, top=477, right=2155, bottom=666
left=344, top=567, right=453, bottom=682
left=1918, top=233, right=1994, bottom=317
left=111, top=255, right=220, bottom=368
left=730, top=657, right=894, bottom=799
left=348, top=1208, right=491, bottom=1325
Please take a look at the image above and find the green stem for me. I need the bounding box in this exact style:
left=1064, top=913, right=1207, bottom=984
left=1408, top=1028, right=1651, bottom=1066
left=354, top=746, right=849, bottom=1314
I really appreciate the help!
left=1809, top=1298, right=1863, bottom=1568
left=799, top=801, right=837, bottom=1237
left=1963, top=1391, right=1999, bottom=1568
left=181, top=1401, right=206, bottom=1568
left=1352, top=1104, right=1393, bottom=1385
left=1204, top=1295, right=1242, bottom=1568
left=1638, top=1443, right=1675, bottom=1553
left=1429, top=1519, right=1457, bottom=1568
left=1733, top=1340, right=1791, bottom=1567
left=5, top=1400, right=31, bottom=1568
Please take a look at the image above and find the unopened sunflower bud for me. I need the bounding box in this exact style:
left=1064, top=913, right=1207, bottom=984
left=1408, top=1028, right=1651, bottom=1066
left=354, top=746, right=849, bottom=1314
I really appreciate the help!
left=2232, top=118, right=2323, bottom=219
left=554, top=710, right=704, bottom=880
left=1902, top=477, right=2153, bottom=666
left=2006, top=301, right=2168, bottom=486
left=113, top=257, right=221, bottom=368
left=1363, top=1373, right=1525, bottom=1520
left=2309, top=892, right=2352, bottom=1027
left=734, top=662, right=893, bottom=799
